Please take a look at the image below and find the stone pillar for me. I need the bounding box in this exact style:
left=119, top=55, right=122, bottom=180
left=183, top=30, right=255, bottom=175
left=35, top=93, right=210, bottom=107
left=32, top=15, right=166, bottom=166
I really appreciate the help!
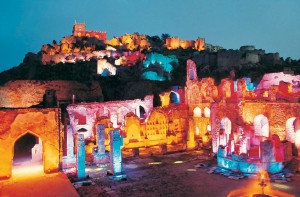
left=187, top=117, right=196, bottom=150
left=62, top=125, right=76, bottom=169
left=211, top=103, right=219, bottom=154
left=97, top=124, right=106, bottom=155
left=67, top=125, right=75, bottom=157
left=282, top=141, right=292, bottom=162
left=111, top=114, right=118, bottom=128
left=109, top=130, right=123, bottom=175
left=93, top=124, right=109, bottom=164
left=76, top=134, right=86, bottom=179
left=260, top=140, right=274, bottom=163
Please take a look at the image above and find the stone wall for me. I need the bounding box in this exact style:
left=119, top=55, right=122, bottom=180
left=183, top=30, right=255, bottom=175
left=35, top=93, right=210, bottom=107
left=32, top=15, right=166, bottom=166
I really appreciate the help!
left=0, top=108, right=60, bottom=179
left=165, top=37, right=205, bottom=51
left=210, top=102, right=300, bottom=153
left=67, top=96, right=154, bottom=139
left=0, top=80, right=103, bottom=108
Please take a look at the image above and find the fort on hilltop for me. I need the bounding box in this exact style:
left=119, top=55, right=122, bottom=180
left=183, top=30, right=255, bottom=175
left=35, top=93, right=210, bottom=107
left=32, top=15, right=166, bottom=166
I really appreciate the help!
left=72, top=21, right=106, bottom=40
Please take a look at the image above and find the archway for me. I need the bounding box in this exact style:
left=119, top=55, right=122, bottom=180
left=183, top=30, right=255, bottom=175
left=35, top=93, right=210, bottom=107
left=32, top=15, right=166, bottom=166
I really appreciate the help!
left=204, top=107, right=210, bottom=118
left=193, top=107, right=201, bottom=117
left=169, top=92, right=180, bottom=104
left=12, top=132, right=43, bottom=177
left=254, top=114, right=269, bottom=137
left=135, top=105, right=146, bottom=119
left=219, top=117, right=232, bottom=146
left=139, top=106, right=146, bottom=119
left=286, top=117, right=296, bottom=143
left=189, top=68, right=195, bottom=80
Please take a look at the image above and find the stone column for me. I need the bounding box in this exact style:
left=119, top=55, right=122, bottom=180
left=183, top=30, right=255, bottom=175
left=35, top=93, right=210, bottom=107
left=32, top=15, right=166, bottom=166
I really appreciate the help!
left=97, top=124, right=106, bottom=155
left=260, top=140, right=274, bottom=163
left=211, top=103, right=219, bottom=154
left=62, top=125, right=76, bottom=169
left=187, top=117, right=196, bottom=150
left=93, top=124, right=108, bottom=164
left=109, top=130, right=123, bottom=175
left=67, top=125, right=75, bottom=157
left=76, top=134, right=86, bottom=179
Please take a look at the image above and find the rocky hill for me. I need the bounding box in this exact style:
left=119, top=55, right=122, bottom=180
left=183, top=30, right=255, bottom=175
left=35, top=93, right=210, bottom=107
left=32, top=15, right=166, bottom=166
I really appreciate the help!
left=1, top=29, right=300, bottom=104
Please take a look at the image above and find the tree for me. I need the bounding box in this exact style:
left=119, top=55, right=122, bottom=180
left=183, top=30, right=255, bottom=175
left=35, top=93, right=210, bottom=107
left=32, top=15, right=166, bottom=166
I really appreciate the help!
left=161, top=33, right=170, bottom=42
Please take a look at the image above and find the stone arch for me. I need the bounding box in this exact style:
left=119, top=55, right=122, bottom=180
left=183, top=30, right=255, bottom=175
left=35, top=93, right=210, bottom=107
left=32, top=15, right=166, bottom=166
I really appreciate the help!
left=169, top=91, right=180, bottom=104
left=204, top=107, right=210, bottom=118
left=193, top=107, right=201, bottom=117
left=0, top=109, right=60, bottom=179
left=220, top=117, right=232, bottom=146
left=220, top=117, right=232, bottom=135
left=254, top=114, right=269, bottom=137
left=187, top=60, right=197, bottom=81
left=13, top=131, right=43, bottom=164
left=286, top=117, right=296, bottom=143
left=135, top=104, right=148, bottom=119
left=293, top=118, right=300, bottom=149
left=117, top=106, right=130, bottom=124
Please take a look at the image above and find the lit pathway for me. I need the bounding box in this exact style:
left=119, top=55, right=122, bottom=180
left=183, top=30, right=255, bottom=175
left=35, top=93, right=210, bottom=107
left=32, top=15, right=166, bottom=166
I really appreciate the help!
left=0, top=163, right=78, bottom=197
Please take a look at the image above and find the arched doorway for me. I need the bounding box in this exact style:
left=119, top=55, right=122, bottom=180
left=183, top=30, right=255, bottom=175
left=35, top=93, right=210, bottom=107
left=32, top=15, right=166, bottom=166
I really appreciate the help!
left=193, top=107, right=201, bottom=117
left=12, top=132, right=43, bottom=177
left=169, top=92, right=180, bottom=104
left=286, top=117, right=296, bottom=143
left=219, top=117, right=232, bottom=146
left=139, top=106, right=146, bottom=119
left=254, top=114, right=269, bottom=137
left=135, top=105, right=146, bottom=119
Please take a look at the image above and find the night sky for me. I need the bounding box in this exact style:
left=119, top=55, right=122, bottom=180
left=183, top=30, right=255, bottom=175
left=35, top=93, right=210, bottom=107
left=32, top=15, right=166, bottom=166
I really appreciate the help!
left=1, top=0, right=300, bottom=72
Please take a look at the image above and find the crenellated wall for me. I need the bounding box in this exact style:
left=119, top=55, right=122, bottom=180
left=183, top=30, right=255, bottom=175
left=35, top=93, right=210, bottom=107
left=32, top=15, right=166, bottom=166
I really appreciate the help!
left=165, top=37, right=205, bottom=51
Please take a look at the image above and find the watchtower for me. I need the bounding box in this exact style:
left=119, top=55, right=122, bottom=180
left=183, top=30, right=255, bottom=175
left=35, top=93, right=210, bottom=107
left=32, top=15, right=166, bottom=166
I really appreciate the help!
left=73, top=21, right=86, bottom=37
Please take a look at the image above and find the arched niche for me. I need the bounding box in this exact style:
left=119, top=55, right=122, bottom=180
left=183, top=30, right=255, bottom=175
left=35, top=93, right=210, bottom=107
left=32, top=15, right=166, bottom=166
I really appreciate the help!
left=13, top=132, right=42, bottom=165
left=169, top=92, right=180, bottom=104
left=254, top=114, right=269, bottom=137
left=204, top=107, right=210, bottom=118
left=286, top=117, right=296, bottom=143
left=220, top=117, right=232, bottom=135
left=193, top=107, right=201, bottom=117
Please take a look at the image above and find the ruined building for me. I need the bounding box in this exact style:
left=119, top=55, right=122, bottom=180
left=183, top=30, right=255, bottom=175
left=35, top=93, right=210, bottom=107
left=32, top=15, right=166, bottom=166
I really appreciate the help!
left=1, top=58, right=300, bottom=179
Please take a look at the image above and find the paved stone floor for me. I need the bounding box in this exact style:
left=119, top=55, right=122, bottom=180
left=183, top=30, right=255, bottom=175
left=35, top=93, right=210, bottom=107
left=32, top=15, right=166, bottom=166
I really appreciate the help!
left=1, top=151, right=299, bottom=197
left=75, top=150, right=300, bottom=197
left=0, top=163, right=78, bottom=197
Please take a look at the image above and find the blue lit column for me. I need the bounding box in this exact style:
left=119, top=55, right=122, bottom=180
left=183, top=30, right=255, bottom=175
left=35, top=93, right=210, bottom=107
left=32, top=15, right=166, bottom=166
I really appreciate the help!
left=109, top=130, right=123, bottom=175
left=76, top=133, right=86, bottom=178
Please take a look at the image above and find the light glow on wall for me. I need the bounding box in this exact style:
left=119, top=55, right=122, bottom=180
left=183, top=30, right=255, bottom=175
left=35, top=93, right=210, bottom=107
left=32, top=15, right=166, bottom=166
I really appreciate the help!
left=142, top=53, right=178, bottom=81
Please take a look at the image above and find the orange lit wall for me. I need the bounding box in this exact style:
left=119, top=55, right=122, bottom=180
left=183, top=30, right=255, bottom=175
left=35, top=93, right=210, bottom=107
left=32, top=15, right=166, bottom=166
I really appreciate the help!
left=0, top=108, right=60, bottom=179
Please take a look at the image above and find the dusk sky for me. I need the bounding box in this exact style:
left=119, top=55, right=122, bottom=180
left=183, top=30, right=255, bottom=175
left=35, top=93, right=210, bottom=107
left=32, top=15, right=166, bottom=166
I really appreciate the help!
left=0, top=0, right=300, bottom=72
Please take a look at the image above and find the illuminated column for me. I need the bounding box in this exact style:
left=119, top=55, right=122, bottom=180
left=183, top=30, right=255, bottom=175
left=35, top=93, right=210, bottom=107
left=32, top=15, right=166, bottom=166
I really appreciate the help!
left=67, top=125, right=75, bottom=157
left=97, top=124, right=106, bottom=155
left=111, top=113, right=118, bottom=128
left=211, top=103, right=219, bottom=154
left=260, top=140, right=274, bottom=163
left=76, top=134, right=86, bottom=179
left=187, top=117, right=196, bottom=150
left=296, top=130, right=300, bottom=171
left=109, top=130, right=123, bottom=175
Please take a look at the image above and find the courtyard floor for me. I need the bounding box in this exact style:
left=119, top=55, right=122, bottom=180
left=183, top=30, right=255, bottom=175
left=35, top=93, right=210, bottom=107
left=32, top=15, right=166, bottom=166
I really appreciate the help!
left=74, top=150, right=300, bottom=197
left=0, top=163, right=79, bottom=197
